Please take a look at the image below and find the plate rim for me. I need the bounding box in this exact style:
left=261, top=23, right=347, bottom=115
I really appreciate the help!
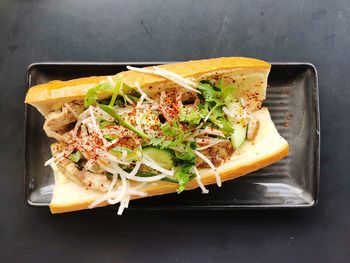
left=24, top=62, right=320, bottom=210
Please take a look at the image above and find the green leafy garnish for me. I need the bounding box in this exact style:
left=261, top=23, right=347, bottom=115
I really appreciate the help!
left=179, top=107, right=201, bottom=125
left=99, top=104, right=150, bottom=140
left=219, top=79, right=236, bottom=99
left=174, top=165, right=195, bottom=193
left=197, top=79, right=238, bottom=133
left=109, top=79, right=122, bottom=107
left=150, top=120, right=192, bottom=149
left=113, top=95, right=127, bottom=107
left=149, top=136, right=166, bottom=147
left=161, top=120, right=182, bottom=137
left=198, top=103, right=210, bottom=118
left=110, top=80, right=134, bottom=106
left=198, top=82, right=220, bottom=103
left=198, top=79, right=237, bottom=108
left=84, top=83, right=113, bottom=107
left=69, top=151, right=82, bottom=163
left=174, top=143, right=196, bottom=165
left=208, top=106, right=234, bottom=134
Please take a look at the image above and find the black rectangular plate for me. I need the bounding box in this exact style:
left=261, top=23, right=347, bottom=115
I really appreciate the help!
left=25, top=62, right=320, bottom=210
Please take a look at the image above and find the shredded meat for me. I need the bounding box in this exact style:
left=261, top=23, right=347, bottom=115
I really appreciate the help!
left=59, top=159, right=111, bottom=192
left=247, top=117, right=260, bottom=140
left=196, top=141, right=234, bottom=168
left=43, top=102, right=84, bottom=141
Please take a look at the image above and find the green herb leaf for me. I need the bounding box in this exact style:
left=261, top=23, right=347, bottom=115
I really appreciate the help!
left=149, top=136, right=166, bottom=147
left=198, top=82, right=220, bottom=103
left=154, top=120, right=186, bottom=149
left=208, top=107, right=234, bottom=134
left=222, top=84, right=236, bottom=100
left=197, top=79, right=238, bottom=134
left=161, top=120, right=182, bottom=137
left=84, top=83, right=113, bottom=108
left=174, top=143, right=196, bottom=165
left=174, top=165, right=195, bottom=193
left=179, top=107, right=201, bottom=125
left=198, top=103, right=210, bottom=118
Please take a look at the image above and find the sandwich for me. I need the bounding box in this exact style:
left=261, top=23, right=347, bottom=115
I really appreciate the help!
left=25, top=57, right=289, bottom=215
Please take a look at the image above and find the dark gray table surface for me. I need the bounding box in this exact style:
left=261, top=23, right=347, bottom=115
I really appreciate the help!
left=1, top=0, right=349, bottom=262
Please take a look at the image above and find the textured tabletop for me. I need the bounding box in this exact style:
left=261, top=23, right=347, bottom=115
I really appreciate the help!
left=0, top=1, right=349, bottom=262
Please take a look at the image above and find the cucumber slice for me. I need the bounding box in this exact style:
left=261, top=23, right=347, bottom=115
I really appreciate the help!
left=231, top=123, right=247, bottom=150
left=143, top=147, right=174, bottom=170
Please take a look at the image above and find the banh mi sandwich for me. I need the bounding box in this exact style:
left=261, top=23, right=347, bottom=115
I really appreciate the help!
left=25, top=57, right=289, bottom=215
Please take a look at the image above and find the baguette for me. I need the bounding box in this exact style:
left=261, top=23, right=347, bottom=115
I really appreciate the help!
left=25, top=57, right=288, bottom=214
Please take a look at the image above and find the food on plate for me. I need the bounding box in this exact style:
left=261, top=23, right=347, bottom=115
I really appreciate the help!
left=25, top=57, right=289, bottom=214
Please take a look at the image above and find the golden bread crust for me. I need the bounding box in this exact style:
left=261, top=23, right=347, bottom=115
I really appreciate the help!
left=25, top=57, right=270, bottom=108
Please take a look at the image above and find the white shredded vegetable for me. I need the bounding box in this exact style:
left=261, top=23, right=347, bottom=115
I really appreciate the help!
left=117, top=199, right=127, bottom=215
left=121, top=150, right=128, bottom=161
left=196, top=138, right=227, bottom=150
left=88, top=172, right=147, bottom=215
left=73, top=119, right=82, bottom=136
left=96, top=160, right=117, bottom=174
left=127, top=66, right=200, bottom=94
left=89, top=175, right=128, bottom=208
left=194, top=167, right=209, bottom=194
left=117, top=179, right=129, bottom=215
left=222, top=106, right=233, bottom=118
left=115, top=162, right=142, bottom=179
left=204, top=105, right=217, bottom=122
left=194, top=150, right=222, bottom=187
left=154, top=66, right=196, bottom=86
left=134, top=82, right=154, bottom=103
left=195, top=127, right=225, bottom=137
left=96, top=150, right=131, bottom=165
left=88, top=107, right=108, bottom=147
left=108, top=174, right=119, bottom=193
left=44, top=150, right=70, bottom=166
left=107, top=76, right=116, bottom=87
left=129, top=173, right=167, bottom=182
left=84, top=158, right=95, bottom=172
left=112, top=161, right=168, bottom=182
left=124, top=93, right=135, bottom=105
left=94, top=106, right=114, bottom=122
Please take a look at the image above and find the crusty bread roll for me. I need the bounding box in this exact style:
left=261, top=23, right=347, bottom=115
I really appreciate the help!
left=25, top=57, right=288, bottom=213
left=25, top=57, right=270, bottom=115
